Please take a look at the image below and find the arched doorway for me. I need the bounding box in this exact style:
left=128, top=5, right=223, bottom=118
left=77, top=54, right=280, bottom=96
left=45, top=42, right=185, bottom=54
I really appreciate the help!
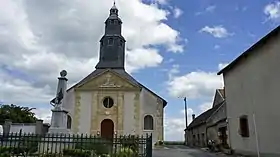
left=101, top=119, right=114, bottom=139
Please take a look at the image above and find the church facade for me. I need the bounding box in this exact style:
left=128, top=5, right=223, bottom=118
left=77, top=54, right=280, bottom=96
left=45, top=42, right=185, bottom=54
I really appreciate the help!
left=59, top=4, right=167, bottom=143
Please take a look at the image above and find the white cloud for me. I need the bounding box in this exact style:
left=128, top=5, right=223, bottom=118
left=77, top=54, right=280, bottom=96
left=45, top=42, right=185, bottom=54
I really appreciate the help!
left=148, top=0, right=169, bottom=5
left=199, top=102, right=212, bottom=113
left=126, top=48, right=163, bottom=73
left=173, top=7, right=183, bottom=18
left=0, top=0, right=183, bottom=106
left=167, top=64, right=180, bottom=79
left=167, top=70, right=223, bottom=99
left=195, top=5, right=216, bottom=16
left=33, top=107, right=52, bottom=124
left=200, top=26, right=233, bottom=38
left=264, top=1, right=280, bottom=21
left=205, top=5, right=216, bottom=12
left=214, top=45, right=221, bottom=49
left=164, top=108, right=194, bottom=141
left=218, top=63, right=229, bottom=70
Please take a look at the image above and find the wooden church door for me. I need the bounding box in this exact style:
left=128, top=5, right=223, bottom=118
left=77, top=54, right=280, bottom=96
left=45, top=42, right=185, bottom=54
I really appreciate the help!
left=101, top=119, right=114, bottom=139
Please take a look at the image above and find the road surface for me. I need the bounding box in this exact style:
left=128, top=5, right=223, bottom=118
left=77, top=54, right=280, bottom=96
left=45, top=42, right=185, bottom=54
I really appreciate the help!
left=153, top=145, right=230, bottom=157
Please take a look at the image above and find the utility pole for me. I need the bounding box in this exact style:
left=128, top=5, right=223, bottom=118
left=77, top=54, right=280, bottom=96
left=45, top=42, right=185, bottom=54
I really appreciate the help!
left=184, top=97, right=188, bottom=145
left=183, top=97, right=188, bottom=128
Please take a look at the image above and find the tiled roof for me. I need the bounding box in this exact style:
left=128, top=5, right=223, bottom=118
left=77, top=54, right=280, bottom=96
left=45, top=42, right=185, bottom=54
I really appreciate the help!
left=187, top=101, right=224, bottom=130
left=218, top=25, right=280, bottom=75
left=53, top=69, right=167, bottom=107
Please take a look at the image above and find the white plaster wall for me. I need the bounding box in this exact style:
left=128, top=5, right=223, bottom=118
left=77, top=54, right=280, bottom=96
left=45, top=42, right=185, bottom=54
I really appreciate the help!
left=78, top=92, right=92, bottom=134
left=140, top=89, right=161, bottom=144
left=0, top=125, right=3, bottom=133
left=62, top=89, right=75, bottom=119
left=10, top=124, right=36, bottom=133
left=224, top=33, right=280, bottom=156
left=123, top=92, right=136, bottom=135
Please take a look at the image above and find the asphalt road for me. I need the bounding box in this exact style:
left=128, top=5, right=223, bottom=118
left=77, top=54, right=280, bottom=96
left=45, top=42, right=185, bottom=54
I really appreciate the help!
left=153, top=145, right=230, bottom=157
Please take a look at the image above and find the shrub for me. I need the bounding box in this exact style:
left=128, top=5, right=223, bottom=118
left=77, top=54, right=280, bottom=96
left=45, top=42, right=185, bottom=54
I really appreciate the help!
left=63, top=148, right=94, bottom=157
left=40, top=153, right=62, bottom=157
left=74, top=137, right=111, bottom=155
left=115, top=147, right=137, bottom=157
left=119, top=136, right=139, bottom=153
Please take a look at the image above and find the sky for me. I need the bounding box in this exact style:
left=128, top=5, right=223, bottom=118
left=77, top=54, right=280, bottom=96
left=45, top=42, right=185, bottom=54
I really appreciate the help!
left=0, top=0, right=279, bottom=141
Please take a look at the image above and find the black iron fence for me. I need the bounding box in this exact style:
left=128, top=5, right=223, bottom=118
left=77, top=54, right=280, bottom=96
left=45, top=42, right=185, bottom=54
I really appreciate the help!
left=0, top=132, right=152, bottom=157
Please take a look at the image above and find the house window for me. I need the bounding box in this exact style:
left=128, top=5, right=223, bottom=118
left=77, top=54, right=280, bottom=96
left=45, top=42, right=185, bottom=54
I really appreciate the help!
left=67, top=115, right=72, bottom=129
left=144, top=115, right=154, bottom=130
left=108, top=38, right=114, bottom=45
left=103, top=97, right=114, bottom=108
left=239, top=115, right=249, bottom=137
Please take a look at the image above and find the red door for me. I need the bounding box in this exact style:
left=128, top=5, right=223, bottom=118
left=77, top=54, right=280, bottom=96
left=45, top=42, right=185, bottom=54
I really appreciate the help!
left=101, top=119, right=114, bottom=139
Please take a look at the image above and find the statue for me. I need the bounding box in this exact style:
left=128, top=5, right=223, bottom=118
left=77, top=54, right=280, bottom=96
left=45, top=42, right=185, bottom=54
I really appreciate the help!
left=50, top=70, right=68, bottom=108
left=48, top=70, right=70, bottom=134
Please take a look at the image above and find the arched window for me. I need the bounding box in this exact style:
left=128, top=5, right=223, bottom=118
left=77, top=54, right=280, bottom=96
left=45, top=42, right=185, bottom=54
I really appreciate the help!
left=67, top=115, right=72, bottom=129
left=144, top=115, right=154, bottom=130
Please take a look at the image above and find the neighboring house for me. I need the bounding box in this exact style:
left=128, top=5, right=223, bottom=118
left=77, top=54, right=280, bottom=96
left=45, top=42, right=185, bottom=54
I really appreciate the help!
left=187, top=89, right=226, bottom=148
left=2, top=119, right=50, bottom=135
left=187, top=110, right=212, bottom=147
left=206, top=89, right=229, bottom=148
left=218, top=26, right=280, bottom=156
left=51, top=4, right=166, bottom=144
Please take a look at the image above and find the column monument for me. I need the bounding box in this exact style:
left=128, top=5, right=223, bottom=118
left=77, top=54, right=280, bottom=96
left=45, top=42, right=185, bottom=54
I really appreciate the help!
left=48, top=70, right=70, bottom=134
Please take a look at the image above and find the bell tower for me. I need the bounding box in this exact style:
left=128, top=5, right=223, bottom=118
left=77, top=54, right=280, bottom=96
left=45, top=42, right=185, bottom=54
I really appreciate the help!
left=95, top=2, right=126, bottom=69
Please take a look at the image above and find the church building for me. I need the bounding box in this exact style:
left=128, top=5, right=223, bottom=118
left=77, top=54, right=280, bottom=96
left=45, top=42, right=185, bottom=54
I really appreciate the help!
left=58, top=3, right=167, bottom=143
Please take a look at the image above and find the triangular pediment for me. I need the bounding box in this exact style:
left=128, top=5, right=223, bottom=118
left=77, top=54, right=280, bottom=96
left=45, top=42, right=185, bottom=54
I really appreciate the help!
left=75, top=70, right=141, bottom=90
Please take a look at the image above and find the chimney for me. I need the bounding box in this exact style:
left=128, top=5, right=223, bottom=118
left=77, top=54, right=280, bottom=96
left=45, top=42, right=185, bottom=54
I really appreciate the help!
left=192, top=114, right=195, bottom=120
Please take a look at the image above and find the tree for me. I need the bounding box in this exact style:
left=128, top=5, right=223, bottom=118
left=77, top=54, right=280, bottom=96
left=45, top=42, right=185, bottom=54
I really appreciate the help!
left=0, top=104, right=37, bottom=124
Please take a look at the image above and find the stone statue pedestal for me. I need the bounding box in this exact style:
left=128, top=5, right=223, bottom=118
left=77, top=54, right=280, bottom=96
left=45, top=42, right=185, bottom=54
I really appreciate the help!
left=48, top=106, right=71, bottom=134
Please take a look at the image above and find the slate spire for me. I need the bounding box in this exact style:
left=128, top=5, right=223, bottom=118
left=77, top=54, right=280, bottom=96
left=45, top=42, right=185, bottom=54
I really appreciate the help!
left=95, top=2, right=126, bottom=69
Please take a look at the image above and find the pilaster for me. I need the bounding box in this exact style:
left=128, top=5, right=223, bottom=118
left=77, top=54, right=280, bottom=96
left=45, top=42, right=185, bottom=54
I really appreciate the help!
left=73, top=91, right=81, bottom=133
left=90, top=92, right=98, bottom=134
left=96, top=92, right=101, bottom=131
left=117, top=92, right=124, bottom=134
left=157, top=99, right=164, bottom=141
left=134, top=92, right=140, bottom=134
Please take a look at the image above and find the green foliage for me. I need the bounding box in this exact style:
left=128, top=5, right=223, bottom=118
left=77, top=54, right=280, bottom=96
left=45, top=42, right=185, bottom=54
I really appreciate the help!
left=0, top=135, right=40, bottom=156
left=40, top=153, right=62, bottom=157
left=115, top=147, right=137, bottom=157
left=0, top=153, right=10, bottom=157
left=74, top=137, right=111, bottom=155
left=119, top=136, right=139, bottom=153
left=154, top=140, right=164, bottom=146
left=16, top=135, right=40, bottom=155
left=63, top=148, right=94, bottom=157
left=0, top=104, right=37, bottom=124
